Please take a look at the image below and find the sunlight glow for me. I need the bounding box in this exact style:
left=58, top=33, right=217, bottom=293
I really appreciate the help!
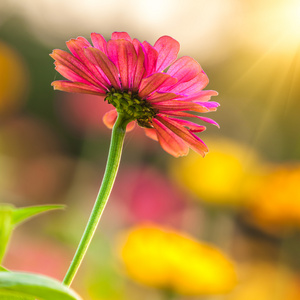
left=246, top=0, right=300, bottom=53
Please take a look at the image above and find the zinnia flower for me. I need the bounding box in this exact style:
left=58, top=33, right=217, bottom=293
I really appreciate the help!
left=50, top=32, right=219, bottom=157
left=114, top=166, right=187, bottom=226
left=226, top=262, right=300, bottom=300
left=246, top=164, right=300, bottom=232
left=170, top=138, right=261, bottom=205
left=0, top=41, right=28, bottom=115
left=119, top=225, right=237, bottom=296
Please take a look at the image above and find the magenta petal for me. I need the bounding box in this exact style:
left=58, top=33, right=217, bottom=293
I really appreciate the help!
left=152, top=118, right=189, bottom=157
left=147, top=92, right=183, bottom=103
left=152, top=100, right=210, bottom=113
left=156, top=115, right=208, bottom=156
left=138, top=73, right=177, bottom=99
left=157, top=110, right=220, bottom=127
left=142, top=41, right=158, bottom=76
left=167, top=71, right=209, bottom=95
left=166, top=117, right=206, bottom=132
left=132, top=40, right=146, bottom=91
left=111, top=32, right=132, bottom=41
left=107, top=39, right=137, bottom=90
left=194, top=101, right=220, bottom=110
left=154, top=36, right=180, bottom=72
left=66, top=37, right=91, bottom=59
left=84, top=47, right=121, bottom=89
left=50, top=49, right=100, bottom=86
left=183, top=90, right=218, bottom=102
left=51, top=80, right=106, bottom=95
left=91, top=33, right=107, bottom=54
left=167, top=56, right=202, bottom=84
left=54, top=65, right=91, bottom=85
left=197, top=116, right=220, bottom=127
left=66, top=38, right=110, bottom=89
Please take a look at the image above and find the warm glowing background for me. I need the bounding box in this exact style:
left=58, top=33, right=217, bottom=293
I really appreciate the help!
left=0, top=0, right=300, bottom=299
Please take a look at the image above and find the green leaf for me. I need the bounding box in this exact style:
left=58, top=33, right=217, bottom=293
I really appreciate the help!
left=0, top=289, right=34, bottom=299
left=12, top=205, right=65, bottom=226
left=0, top=204, right=65, bottom=264
left=0, top=205, right=14, bottom=263
left=0, top=272, right=82, bottom=300
left=0, top=265, right=9, bottom=272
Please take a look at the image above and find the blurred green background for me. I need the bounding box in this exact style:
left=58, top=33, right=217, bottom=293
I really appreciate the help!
left=1, top=0, right=300, bottom=299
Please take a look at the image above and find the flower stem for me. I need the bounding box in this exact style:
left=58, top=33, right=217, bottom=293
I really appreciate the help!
left=63, top=114, right=128, bottom=287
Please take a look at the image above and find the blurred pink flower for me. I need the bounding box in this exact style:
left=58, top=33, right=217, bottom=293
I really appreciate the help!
left=51, top=32, right=219, bottom=157
left=55, top=92, right=112, bottom=134
left=3, top=232, right=70, bottom=281
left=113, top=167, right=188, bottom=227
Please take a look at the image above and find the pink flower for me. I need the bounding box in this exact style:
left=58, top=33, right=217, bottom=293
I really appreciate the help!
left=114, top=167, right=188, bottom=226
left=51, top=32, right=219, bottom=157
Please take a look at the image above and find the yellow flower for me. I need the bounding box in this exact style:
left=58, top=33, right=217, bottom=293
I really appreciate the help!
left=226, top=262, right=300, bottom=300
left=0, top=41, right=28, bottom=115
left=246, top=164, right=300, bottom=230
left=169, top=138, right=261, bottom=206
left=119, top=225, right=237, bottom=296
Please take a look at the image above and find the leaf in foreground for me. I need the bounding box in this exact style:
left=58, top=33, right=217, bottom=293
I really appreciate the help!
left=12, top=205, right=65, bottom=226
left=0, top=272, right=82, bottom=300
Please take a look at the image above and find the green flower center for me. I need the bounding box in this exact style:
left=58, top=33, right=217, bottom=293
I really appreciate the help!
left=105, top=89, right=158, bottom=128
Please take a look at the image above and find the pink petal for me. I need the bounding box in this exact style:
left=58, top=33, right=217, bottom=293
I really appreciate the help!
left=197, top=116, right=220, bottom=127
left=84, top=47, right=121, bottom=89
left=166, top=117, right=206, bottom=132
left=167, top=71, right=209, bottom=95
left=154, top=36, right=180, bottom=72
left=132, top=39, right=146, bottom=91
left=138, top=73, right=177, bottom=99
left=157, top=110, right=220, bottom=127
left=143, top=127, right=158, bottom=141
left=126, top=121, right=136, bottom=132
left=103, top=109, right=135, bottom=131
left=66, top=38, right=111, bottom=89
left=66, top=37, right=91, bottom=59
left=107, top=39, right=137, bottom=90
left=183, top=90, right=218, bottom=102
left=51, top=80, right=106, bottom=96
left=152, top=119, right=189, bottom=157
left=141, top=41, right=158, bottom=76
left=156, top=115, right=208, bottom=156
left=103, top=109, right=117, bottom=129
left=167, top=56, right=202, bottom=85
left=152, top=100, right=210, bottom=113
left=194, top=101, right=220, bottom=110
left=50, top=49, right=100, bottom=86
left=111, top=32, right=132, bottom=41
left=54, top=64, right=91, bottom=85
left=147, top=92, right=183, bottom=103
left=91, top=32, right=107, bottom=54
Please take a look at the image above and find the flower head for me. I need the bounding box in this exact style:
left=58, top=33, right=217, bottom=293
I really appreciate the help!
left=246, top=164, right=300, bottom=232
left=119, top=225, right=237, bottom=296
left=170, top=138, right=262, bottom=205
left=51, top=32, right=219, bottom=157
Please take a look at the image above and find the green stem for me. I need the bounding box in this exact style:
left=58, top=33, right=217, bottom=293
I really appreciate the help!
left=63, top=114, right=128, bottom=287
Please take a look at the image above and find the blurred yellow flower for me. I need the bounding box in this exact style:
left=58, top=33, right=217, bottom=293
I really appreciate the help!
left=226, top=262, right=300, bottom=300
left=169, top=138, right=261, bottom=205
left=0, top=41, right=29, bottom=115
left=119, top=225, right=237, bottom=296
left=246, top=164, right=300, bottom=230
